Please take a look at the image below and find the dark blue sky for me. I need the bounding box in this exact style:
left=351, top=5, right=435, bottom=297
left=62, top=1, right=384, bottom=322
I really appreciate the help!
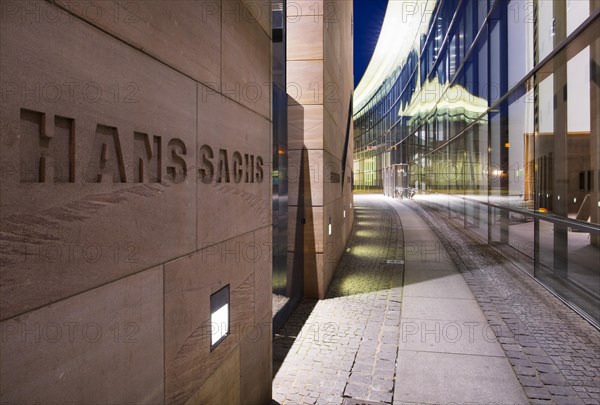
left=354, top=0, right=388, bottom=88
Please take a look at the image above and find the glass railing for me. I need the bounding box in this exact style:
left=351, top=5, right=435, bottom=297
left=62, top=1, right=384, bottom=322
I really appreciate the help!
left=412, top=191, right=600, bottom=327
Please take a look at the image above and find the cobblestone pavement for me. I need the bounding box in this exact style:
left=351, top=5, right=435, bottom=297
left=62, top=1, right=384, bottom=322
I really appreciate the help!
left=272, top=195, right=600, bottom=405
left=273, top=196, right=404, bottom=405
left=409, top=198, right=600, bottom=405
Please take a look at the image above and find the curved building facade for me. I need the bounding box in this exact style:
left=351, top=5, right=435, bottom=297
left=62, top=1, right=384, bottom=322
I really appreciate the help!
left=353, top=0, right=600, bottom=324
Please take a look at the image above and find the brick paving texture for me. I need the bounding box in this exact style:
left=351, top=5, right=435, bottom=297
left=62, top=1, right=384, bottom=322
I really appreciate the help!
left=409, top=199, right=600, bottom=405
left=273, top=197, right=404, bottom=405
left=272, top=195, right=600, bottom=405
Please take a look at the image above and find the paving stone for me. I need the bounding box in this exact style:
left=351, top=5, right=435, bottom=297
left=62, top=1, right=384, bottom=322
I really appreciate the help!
left=344, top=383, right=370, bottom=399
left=514, top=366, right=538, bottom=376
left=548, top=385, right=578, bottom=396
left=374, top=360, right=395, bottom=371
left=503, top=344, right=523, bottom=352
left=506, top=350, right=528, bottom=360
left=273, top=196, right=405, bottom=404
left=530, top=356, right=556, bottom=365
left=273, top=196, right=600, bottom=405
left=348, top=373, right=372, bottom=386
left=540, top=373, right=569, bottom=386
left=524, top=387, right=552, bottom=400
left=372, top=378, right=394, bottom=392
left=406, top=200, right=600, bottom=405
left=552, top=395, right=585, bottom=405
left=524, top=347, right=548, bottom=357
left=536, top=364, right=562, bottom=374
left=369, top=390, right=393, bottom=403
left=510, top=357, right=533, bottom=367
left=518, top=375, right=544, bottom=387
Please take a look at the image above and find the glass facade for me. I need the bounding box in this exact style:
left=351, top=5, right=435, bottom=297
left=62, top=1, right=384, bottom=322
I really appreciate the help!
left=353, top=0, right=600, bottom=325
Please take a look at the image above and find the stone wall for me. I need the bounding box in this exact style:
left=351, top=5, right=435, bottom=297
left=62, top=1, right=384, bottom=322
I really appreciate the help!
left=0, top=0, right=272, bottom=403
left=286, top=0, right=354, bottom=298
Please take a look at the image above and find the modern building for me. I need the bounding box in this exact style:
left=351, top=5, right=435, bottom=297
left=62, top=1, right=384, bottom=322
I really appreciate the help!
left=0, top=0, right=353, bottom=403
left=353, top=0, right=600, bottom=325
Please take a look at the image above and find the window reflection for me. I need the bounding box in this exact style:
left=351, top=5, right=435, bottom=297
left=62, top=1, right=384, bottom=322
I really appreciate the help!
left=353, top=0, right=600, bottom=324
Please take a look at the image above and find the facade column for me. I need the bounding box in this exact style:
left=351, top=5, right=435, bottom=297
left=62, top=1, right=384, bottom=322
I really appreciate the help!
left=590, top=0, right=600, bottom=247
left=552, top=0, right=569, bottom=277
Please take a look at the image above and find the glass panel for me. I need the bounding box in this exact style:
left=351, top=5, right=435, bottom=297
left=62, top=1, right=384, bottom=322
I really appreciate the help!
left=507, top=213, right=535, bottom=275
left=538, top=0, right=554, bottom=61
left=537, top=220, right=600, bottom=322
left=351, top=0, right=600, bottom=324
left=465, top=199, right=488, bottom=241
left=567, top=0, right=590, bottom=36
left=537, top=219, right=555, bottom=271
left=566, top=225, right=600, bottom=320
left=508, top=0, right=535, bottom=83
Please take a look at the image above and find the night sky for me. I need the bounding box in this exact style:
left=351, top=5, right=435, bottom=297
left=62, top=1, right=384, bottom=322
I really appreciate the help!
left=354, top=0, right=388, bottom=88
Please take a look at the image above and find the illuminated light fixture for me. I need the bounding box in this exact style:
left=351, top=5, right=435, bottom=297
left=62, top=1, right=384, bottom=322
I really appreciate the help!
left=546, top=194, right=549, bottom=198
left=574, top=198, right=577, bottom=203
left=505, top=143, right=510, bottom=148
left=278, top=149, right=285, bottom=155
left=344, top=209, right=346, bottom=219
left=557, top=195, right=560, bottom=200
left=328, top=217, right=332, bottom=236
left=210, top=285, right=229, bottom=350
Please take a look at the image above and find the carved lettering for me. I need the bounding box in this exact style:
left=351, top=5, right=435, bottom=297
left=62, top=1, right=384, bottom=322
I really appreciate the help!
left=329, top=171, right=341, bottom=183
left=199, top=145, right=264, bottom=185
left=133, top=132, right=161, bottom=183
left=232, top=151, right=243, bottom=183
left=19, top=108, right=74, bottom=183
left=216, top=148, right=230, bottom=183
left=256, top=156, right=264, bottom=183
left=166, top=138, right=187, bottom=184
left=244, top=153, right=255, bottom=183
left=17, top=108, right=264, bottom=186
left=199, top=144, right=214, bottom=184
left=87, top=124, right=126, bottom=183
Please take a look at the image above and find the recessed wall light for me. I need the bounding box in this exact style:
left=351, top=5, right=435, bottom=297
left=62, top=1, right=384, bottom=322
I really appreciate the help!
left=210, top=285, right=229, bottom=350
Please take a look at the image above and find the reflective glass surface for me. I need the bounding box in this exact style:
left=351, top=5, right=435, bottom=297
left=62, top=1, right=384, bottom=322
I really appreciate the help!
left=353, top=0, right=600, bottom=324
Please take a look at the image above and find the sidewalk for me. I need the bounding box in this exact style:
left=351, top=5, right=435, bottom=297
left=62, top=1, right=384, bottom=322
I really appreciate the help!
left=273, top=194, right=404, bottom=404
left=407, top=196, right=600, bottom=405
left=389, top=199, right=526, bottom=404
left=273, top=194, right=530, bottom=404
